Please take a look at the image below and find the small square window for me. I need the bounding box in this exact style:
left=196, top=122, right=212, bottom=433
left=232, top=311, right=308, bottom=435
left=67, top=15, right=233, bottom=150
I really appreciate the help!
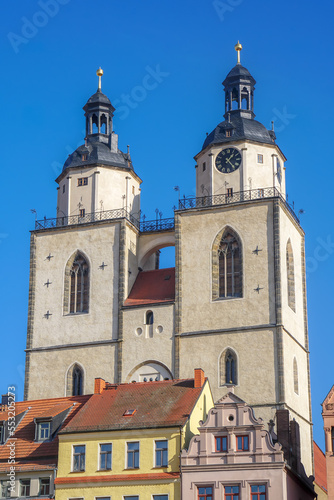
left=236, top=435, right=249, bottom=451
left=215, top=436, right=227, bottom=452
left=38, top=422, right=50, bottom=441
left=155, top=440, right=168, bottom=467
left=127, top=441, right=139, bottom=468
left=73, top=445, right=85, bottom=471
left=20, top=480, right=30, bottom=497
left=99, top=443, right=112, bottom=470
left=227, top=188, right=233, bottom=197
left=226, top=130, right=232, bottom=137
left=203, top=162, right=206, bottom=172
left=63, top=184, right=65, bottom=194
left=225, top=486, right=240, bottom=499
left=82, top=154, right=88, bottom=161
left=250, top=484, right=266, bottom=499
left=78, top=177, right=88, bottom=186
left=40, top=478, right=50, bottom=496
left=257, top=154, right=263, bottom=164
left=79, top=209, right=85, bottom=218
left=197, top=486, right=213, bottom=500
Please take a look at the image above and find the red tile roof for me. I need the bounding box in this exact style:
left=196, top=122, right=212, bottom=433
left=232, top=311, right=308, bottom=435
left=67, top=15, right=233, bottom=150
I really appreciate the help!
left=0, top=395, right=91, bottom=466
left=61, top=378, right=206, bottom=433
left=55, top=472, right=180, bottom=484
left=313, top=441, right=327, bottom=493
left=124, top=268, right=175, bottom=306
left=0, top=460, right=56, bottom=473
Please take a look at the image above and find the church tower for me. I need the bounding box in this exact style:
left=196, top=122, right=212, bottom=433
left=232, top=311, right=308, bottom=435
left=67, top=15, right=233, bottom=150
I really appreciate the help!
left=25, top=48, right=313, bottom=476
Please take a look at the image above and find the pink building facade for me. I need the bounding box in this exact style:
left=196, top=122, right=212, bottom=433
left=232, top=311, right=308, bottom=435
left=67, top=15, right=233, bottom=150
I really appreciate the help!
left=322, top=385, right=334, bottom=499
left=181, top=393, right=315, bottom=499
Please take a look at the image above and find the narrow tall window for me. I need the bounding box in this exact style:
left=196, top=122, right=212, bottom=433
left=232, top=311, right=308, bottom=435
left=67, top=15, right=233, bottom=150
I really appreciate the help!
left=218, top=229, right=242, bottom=298
left=20, top=480, right=30, bottom=497
left=40, top=478, right=50, bottom=496
left=219, top=349, right=238, bottom=386
left=69, top=254, right=89, bottom=314
left=145, top=310, right=154, bottom=338
left=286, top=239, right=296, bottom=312
left=0, top=425, right=3, bottom=445
left=1, top=481, right=10, bottom=498
left=155, top=440, right=168, bottom=467
left=99, top=443, right=112, bottom=470
left=215, top=436, right=227, bottom=452
left=293, top=358, right=298, bottom=394
left=73, top=367, right=83, bottom=396
left=127, top=442, right=139, bottom=468
left=73, top=445, right=85, bottom=471
left=331, top=428, right=334, bottom=453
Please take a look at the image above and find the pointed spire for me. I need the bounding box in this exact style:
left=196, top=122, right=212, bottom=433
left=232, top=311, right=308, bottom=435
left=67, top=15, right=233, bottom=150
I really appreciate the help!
left=234, top=41, right=242, bottom=64
left=96, top=67, right=103, bottom=90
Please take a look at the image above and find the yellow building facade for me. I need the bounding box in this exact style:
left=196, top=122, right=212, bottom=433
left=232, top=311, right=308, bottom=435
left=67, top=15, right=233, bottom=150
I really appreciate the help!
left=55, top=373, right=213, bottom=500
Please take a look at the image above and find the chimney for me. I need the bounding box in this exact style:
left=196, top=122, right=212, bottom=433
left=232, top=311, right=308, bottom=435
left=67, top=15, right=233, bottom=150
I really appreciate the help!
left=94, top=378, right=106, bottom=394
left=194, top=368, right=205, bottom=388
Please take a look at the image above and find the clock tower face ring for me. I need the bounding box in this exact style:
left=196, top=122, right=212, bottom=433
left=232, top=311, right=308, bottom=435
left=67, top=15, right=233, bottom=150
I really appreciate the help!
left=215, top=147, right=242, bottom=174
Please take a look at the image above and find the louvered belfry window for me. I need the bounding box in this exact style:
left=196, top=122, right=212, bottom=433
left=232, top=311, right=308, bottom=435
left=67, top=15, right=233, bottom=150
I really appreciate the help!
left=70, top=254, right=89, bottom=313
left=218, top=230, right=242, bottom=298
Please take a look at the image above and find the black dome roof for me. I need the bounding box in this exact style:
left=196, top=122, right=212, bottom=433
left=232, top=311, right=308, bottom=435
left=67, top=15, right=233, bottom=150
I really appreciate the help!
left=62, top=140, right=132, bottom=172
left=86, top=89, right=111, bottom=105
left=202, top=114, right=274, bottom=150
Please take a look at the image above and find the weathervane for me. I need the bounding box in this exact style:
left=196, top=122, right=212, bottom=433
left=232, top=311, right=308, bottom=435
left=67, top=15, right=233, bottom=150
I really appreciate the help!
left=97, top=67, right=103, bottom=90
left=235, top=41, right=242, bottom=64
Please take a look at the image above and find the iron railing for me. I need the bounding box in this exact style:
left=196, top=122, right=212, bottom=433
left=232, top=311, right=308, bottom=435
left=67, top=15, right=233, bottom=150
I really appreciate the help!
left=178, top=187, right=299, bottom=224
left=34, top=188, right=299, bottom=232
left=35, top=208, right=175, bottom=233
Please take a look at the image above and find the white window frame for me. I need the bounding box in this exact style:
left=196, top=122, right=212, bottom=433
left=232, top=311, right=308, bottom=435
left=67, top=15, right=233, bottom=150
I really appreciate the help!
left=257, top=154, right=264, bottom=164
left=72, top=444, right=86, bottom=472
left=99, top=443, right=112, bottom=471
left=154, top=439, right=168, bottom=467
left=38, top=422, right=50, bottom=441
left=125, top=441, right=140, bottom=469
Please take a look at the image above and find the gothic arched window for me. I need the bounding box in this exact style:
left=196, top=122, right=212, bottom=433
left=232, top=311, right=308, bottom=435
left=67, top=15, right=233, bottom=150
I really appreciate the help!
left=286, top=239, right=295, bottom=312
left=219, top=349, right=238, bottom=386
left=218, top=229, right=242, bottom=298
left=68, top=253, right=89, bottom=314
left=73, top=367, right=83, bottom=396
left=66, top=363, right=84, bottom=396
left=293, top=357, right=298, bottom=395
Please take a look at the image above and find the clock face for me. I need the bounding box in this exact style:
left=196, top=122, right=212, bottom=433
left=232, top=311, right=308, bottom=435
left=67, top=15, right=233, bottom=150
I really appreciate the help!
left=215, top=147, right=242, bottom=173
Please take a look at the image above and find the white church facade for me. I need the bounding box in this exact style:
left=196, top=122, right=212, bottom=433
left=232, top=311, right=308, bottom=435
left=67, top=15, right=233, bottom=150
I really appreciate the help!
left=24, top=47, right=313, bottom=475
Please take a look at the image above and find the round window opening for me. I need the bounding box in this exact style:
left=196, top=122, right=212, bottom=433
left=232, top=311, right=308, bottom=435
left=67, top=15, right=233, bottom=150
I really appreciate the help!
left=228, top=415, right=234, bottom=422
left=156, top=325, right=164, bottom=334
left=135, top=327, right=143, bottom=336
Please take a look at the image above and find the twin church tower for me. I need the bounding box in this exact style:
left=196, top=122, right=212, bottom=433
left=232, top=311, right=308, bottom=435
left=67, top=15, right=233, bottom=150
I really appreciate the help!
left=24, top=45, right=313, bottom=474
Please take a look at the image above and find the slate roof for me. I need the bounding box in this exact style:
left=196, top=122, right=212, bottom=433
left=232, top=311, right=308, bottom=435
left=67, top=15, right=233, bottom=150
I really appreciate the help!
left=202, top=113, right=275, bottom=150
left=124, top=268, right=175, bottom=307
left=62, top=141, right=132, bottom=172
left=0, top=395, right=90, bottom=466
left=86, top=89, right=112, bottom=105
left=223, top=63, right=256, bottom=85
left=61, top=378, right=205, bottom=433
left=313, top=441, right=327, bottom=493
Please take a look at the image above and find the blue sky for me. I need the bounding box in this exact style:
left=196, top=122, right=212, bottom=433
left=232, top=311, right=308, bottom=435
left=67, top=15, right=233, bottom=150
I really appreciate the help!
left=0, top=0, right=333, bottom=450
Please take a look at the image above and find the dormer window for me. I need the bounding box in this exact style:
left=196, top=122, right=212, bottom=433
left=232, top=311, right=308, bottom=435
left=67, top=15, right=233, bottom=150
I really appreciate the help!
left=123, top=409, right=136, bottom=417
left=82, top=154, right=88, bottom=161
left=0, top=424, right=3, bottom=444
left=37, top=421, right=50, bottom=441
left=226, top=130, right=232, bottom=137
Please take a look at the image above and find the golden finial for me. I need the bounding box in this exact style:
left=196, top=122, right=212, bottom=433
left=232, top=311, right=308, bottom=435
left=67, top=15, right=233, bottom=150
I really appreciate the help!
left=96, top=67, right=103, bottom=90
left=234, top=41, right=242, bottom=64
